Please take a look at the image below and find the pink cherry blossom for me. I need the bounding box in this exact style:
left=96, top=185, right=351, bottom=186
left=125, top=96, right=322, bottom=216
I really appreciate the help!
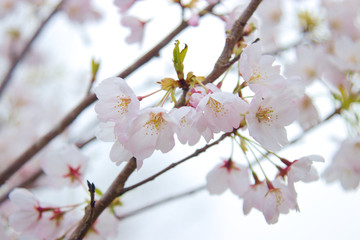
left=240, top=41, right=284, bottom=92
left=322, top=137, right=360, bottom=190
left=8, top=188, right=71, bottom=239
left=296, top=95, right=320, bottom=131
left=246, top=89, right=299, bottom=151
left=197, top=91, right=249, bottom=133
left=242, top=181, right=268, bottom=215
left=170, top=106, right=203, bottom=145
left=206, top=159, right=250, bottom=197
left=95, top=77, right=140, bottom=123
left=279, top=155, right=324, bottom=184
left=285, top=45, right=326, bottom=86
left=62, top=0, right=101, bottom=24
left=120, top=107, right=177, bottom=161
left=332, top=36, right=360, bottom=72
left=114, top=0, right=137, bottom=13
left=41, top=144, right=88, bottom=188
left=94, top=77, right=140, bottom=142
left=262, top=180, right=298, bottom=224
left=323, top=0, right=360, bottom=39
left=187, top=83, right=221, bottom=108
left=110, top=140, right=137, bottom=167
left=121, top=15, right=147, bottom=44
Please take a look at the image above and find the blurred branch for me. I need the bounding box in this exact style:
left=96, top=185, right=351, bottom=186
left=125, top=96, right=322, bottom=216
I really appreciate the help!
left=120, top=131, right=232, bottom=196
left=203, top=0, right=262, bottom=85
left=116, top=185, right=206, bottom=220
left=0, top=93, right=98, bottom=186
left=0, top=0, right=65, bottom=97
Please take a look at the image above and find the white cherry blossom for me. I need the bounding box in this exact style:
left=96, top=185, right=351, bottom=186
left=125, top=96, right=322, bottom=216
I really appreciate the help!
left=121, top=15, right=147, bottom=44
left=322, top=137, right=360, bottom=190
left=41, top=144, right=88, bottom=188
left=262, top=180, right=298, bottom=224
left=240, top=41, right=284, bottom=92
left=120, top=107, right=177, bottom=161
left=197, top=92, right=249, bottom=133
left=206, top=159, right=250, bottom=197
left=246, top=89, right=299, bottom=151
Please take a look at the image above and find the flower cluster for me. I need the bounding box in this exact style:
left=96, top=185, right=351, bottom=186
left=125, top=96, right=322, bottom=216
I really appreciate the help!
left=206, top=155, right=324, bottom=224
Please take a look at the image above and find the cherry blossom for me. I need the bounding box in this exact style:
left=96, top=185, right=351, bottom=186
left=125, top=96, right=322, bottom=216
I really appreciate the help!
left=296, top=95, right=320, bottom=130
left=242, top=181, right=268, bottom=215
left=246, top=89, right=299, bottom=151
left=332, top=36, right=360, bottom=72
left=279, top=155, right=324, bottom=184
left=119, top=107, right=177, bottom=161
left=262, top=180, right=298, bottom=224
left=94, top=77, right=140, bottom=142
left=114, top=0, right=137, bottom=13
left=62, top=0, right=102, bottom=24
left=170, top=106, right=203, bottom=145
left=121, top=15, right=147, bottom=44
left=239, top=41, right=284, bottom=92
left=187, top=83, right=221, bottom=108
left=41, top=144, right=88, bottom=188
left=110, top=140, right=135, bottom=167
left=322, top=137, right=360, bottom=190
left=323, top=0, right=360, bottom=39
left=197, top=91, right=249, bottom=133
left=285, top=45, right=325, bottom=86
left=206, top=159, right=250, bottom=197
left=8, top=188, right=71, bottom=239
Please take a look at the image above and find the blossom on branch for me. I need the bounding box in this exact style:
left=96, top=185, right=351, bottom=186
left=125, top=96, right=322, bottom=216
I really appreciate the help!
left=206, top=159, right=250, bottom=197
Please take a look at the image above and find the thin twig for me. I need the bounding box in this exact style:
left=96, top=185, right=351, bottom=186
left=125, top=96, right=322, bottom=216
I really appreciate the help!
left=0, top=0, right=65, bottom=97
left=69, top=158, right=137, bottom=240
left=203, top=0, right=262, bottom=85
left=120, top=131, right=232, bottom=196
left=116, top=185, right=206, bottom=220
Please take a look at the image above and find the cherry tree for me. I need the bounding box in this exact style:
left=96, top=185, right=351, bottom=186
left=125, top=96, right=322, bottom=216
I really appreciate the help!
left=0, top=0, right=359, bottom=239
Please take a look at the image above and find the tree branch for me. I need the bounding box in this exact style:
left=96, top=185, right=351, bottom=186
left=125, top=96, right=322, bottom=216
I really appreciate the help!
left=203, top=0, right=262, bottom=85
left=116, top=185, right=205, bottom=220
left=0, top=0, right=65, bottom=97
left=69, top=158, right=137, bottom=240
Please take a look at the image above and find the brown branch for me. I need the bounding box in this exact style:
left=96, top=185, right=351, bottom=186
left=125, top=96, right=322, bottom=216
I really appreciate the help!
left=0, top=0, right=65, bottom=97
left=203, top=0, right=262, bottom=85
left=120, top=131, right=232, bottom=196
left=116, top=185, right=205, bottom=220
left=69, top=157, right=137, bottom=240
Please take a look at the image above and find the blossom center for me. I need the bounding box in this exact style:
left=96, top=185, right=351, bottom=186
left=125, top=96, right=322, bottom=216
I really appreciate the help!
left=114, top=96, right=131, bottom=115
left=256, top=106, right=277, bottom=124
left=207, top=97, right=228, bottom=117
left=144, top=112, right=167, bottom=135
left=63, top=165, right=82, bottom=183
